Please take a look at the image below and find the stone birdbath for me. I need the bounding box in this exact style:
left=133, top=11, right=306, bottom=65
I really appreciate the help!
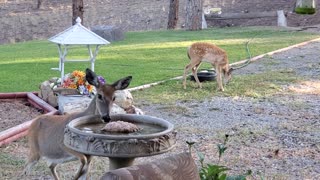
left=64, top=114, right=176, bottom=170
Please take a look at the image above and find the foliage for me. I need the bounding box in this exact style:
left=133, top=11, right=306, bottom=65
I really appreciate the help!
left=188, top=135, right=252, bottom=180
left=0, top=27, right=318, bottom=92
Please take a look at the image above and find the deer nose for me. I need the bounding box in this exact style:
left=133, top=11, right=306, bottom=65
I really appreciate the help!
left=102, top=114, right=111, bottom=123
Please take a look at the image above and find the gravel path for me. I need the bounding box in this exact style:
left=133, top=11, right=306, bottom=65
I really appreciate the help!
left=136, top=39, right=320, bottom=179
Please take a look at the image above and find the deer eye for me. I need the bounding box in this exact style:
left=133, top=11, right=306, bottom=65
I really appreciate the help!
left=97, top=94, right=103, bottom=100
left=112, top=96, right=116, bottom=101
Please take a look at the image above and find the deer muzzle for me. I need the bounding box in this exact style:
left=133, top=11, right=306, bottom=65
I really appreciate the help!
left=101, top=114, right=111, bottom=123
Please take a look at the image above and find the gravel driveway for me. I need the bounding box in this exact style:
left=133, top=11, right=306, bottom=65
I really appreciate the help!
left=136, top=39, right=320, bottom=179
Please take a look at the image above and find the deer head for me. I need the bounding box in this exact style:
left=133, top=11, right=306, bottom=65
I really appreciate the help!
left=85, top=68, right=132, bottom=122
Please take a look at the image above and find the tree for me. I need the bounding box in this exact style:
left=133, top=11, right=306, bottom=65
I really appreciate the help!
left=167, top=0, right=179, bottom=29
left=72, top=0, right=84, bottom=25
left=185, top=0, right=203, bottom=30
left=37, top=0, right=43, bottom=9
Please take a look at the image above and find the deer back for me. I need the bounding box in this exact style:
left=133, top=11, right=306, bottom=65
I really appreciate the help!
left=188, top=42, right=229, bottom=66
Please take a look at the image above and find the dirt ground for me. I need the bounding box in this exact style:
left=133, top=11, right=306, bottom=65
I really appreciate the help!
left=0, top=99, right=42, bottom=132
left=0, top=33, right=320, bottom=179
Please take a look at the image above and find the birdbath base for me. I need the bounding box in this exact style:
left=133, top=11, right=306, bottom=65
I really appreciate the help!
left=109, top=157, right=135, bottom=170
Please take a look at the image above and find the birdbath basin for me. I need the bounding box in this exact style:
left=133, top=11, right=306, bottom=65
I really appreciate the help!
left=64, top=114, right=176, bottom=170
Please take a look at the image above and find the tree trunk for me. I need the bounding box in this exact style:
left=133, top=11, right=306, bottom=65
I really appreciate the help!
left=37, top=0, right=43, bottom=9
left=167, top=0, right=179, bottom=29
left=72, top=0, right=84, bottom=25
left=185, top=0, right=203, bottom=31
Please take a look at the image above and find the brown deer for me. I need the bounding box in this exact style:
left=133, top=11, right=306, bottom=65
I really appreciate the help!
left=183, top=42, right=233, bottom=91
left=22, top=68, right=132, bottom=180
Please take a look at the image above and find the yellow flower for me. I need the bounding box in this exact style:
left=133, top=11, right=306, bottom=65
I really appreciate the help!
left=68, top=83, right=77, bottom=89
left=87, top=85, right=94, bottom=92
left=72, top=70, right=85, bottom=78
left=77, top=78, right=85, bottom=85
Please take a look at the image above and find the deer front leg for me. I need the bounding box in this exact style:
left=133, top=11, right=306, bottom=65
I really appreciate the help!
left=215, top=65, right=224, bottom=91
left=78, top=155, right=93, bottom=180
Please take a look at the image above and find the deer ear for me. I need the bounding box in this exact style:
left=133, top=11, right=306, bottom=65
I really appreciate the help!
left=112, top=76, right=132, bottom=90
left=85, top=68, right=99, bottom=87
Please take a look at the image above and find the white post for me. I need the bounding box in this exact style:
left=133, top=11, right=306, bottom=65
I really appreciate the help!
left=87, top=45, right=94, bottom=71
left=277, top=10, right=287, bottom=27
left=60, top=45, right=68, bottom=81
left=57, top=44, right=63, bottom=71
left=91, top=45, right=101, bottom=72
left=202, top=12, right=207, bottom=29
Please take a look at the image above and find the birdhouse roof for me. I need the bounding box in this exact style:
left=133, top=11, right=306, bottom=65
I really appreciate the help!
left=48, top=17, right=110, bottom=45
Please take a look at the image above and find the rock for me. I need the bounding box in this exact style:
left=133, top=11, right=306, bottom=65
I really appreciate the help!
left=101, top=121, right=140, bottom=133
left=111, top=103, right=127, bottom=115
left=91, top=25, right=124, bottom=42
left=114, top=90, right=133, bottom=109
left=54, top=90, right=143, bottom=115
left=39, top=80, right=58, bottom=107
left=125, top=105, right=144, bottom=115
left=58, top=95, right=92, bottom=114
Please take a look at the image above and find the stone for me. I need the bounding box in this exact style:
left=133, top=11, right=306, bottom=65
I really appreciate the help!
left=58, top=95, right=92, bottom=114
left=91, top=25, right=124, bottom=42
left=39, top=80, right=58, bottom=107
left=101, top=121, right=140, bottom=133
left=125, top=105, right=144, bottom=115
left=56, top=90, right=143, bottom=115
left=114, top=90, right=133, bottom=109
left=111, top=103, right=127, bottom=115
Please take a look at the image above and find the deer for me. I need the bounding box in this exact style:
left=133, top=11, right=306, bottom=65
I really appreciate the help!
left=22, top=68, right=132, bottom=180
left=183, top=42, right=233, bottom=92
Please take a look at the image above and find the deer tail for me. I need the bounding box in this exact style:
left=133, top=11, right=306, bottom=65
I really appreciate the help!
left=187, top=46, right=191, bottom=60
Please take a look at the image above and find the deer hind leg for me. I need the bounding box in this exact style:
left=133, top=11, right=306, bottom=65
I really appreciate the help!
left=215, top=65, right=224, bottom=91
left=63, top=147, right=90, bottom=180
left=48, top=163, right=59, bottom=180
left=21, top=129, right=41, bottom=176
left=192, top=63, right=202, bottom=88
left=183, top=59, right=201, bottom=89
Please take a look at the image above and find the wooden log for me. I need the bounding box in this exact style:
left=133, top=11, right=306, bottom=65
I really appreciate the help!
left=100, top=152, right=200, bottom=180
left=0, top=92, right=28, bottom=99
left=205, top=11, right=277, bottom=20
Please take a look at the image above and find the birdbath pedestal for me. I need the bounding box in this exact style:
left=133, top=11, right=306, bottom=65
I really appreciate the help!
left=64, top=114, right=176, bottom=170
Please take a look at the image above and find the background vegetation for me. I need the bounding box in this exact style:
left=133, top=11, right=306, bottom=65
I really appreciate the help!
left=0, top=27, right=318, bottom=92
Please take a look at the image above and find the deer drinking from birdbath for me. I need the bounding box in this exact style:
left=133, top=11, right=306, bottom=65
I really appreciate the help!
left=183, top=42, right=233, bottom=91
left=22, top=68, right=132, bottom=180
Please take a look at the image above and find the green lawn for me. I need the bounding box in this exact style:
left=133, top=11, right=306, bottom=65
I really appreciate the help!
left=0, top=27, right=318, bottom=92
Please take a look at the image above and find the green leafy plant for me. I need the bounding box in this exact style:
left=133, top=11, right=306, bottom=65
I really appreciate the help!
left=199, top=162, right=230, bottom=180
left=188, top=134, right=252, bottom=180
